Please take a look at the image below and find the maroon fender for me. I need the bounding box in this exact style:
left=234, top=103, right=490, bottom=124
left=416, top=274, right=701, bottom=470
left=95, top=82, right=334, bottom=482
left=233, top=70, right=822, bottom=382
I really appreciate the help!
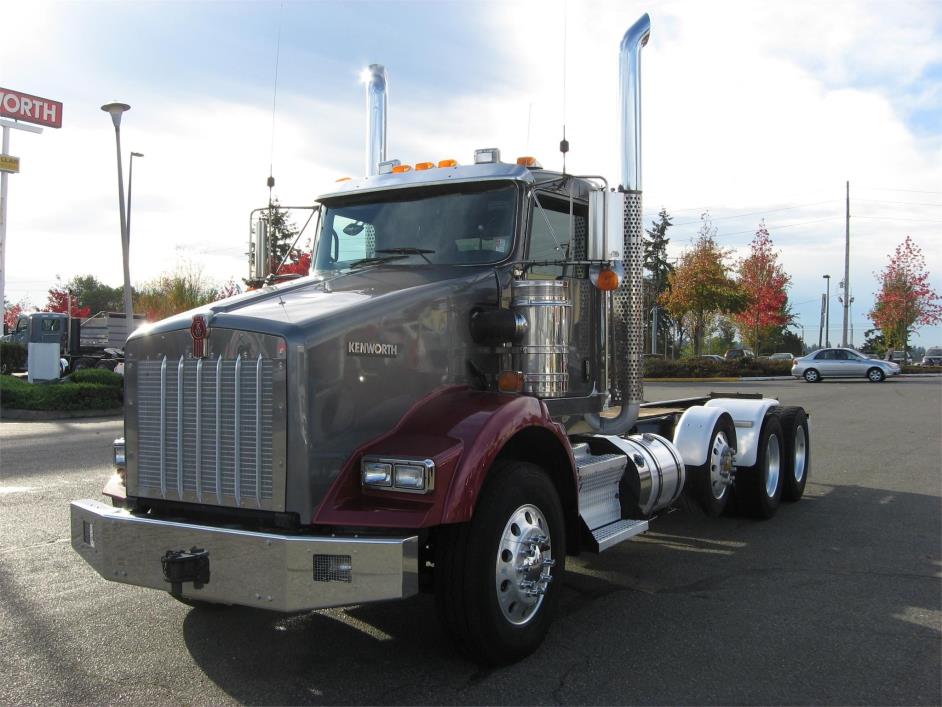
left=312, top=385, right=577, bottom=528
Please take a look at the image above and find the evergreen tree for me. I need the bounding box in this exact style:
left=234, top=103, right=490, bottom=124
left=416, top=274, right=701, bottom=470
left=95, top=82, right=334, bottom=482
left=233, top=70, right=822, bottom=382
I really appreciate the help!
left=644, top=208, right=674, bottom=354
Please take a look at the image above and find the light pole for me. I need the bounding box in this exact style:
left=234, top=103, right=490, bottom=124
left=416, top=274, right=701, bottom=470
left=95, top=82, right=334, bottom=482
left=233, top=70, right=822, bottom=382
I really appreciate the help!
left=101, top=101, right=133, bottom=334
left=789, top=322, right=805, bottom=354
left=823, top=274, right=831, bottom=347
left=128, top=152, right=144, bottom=241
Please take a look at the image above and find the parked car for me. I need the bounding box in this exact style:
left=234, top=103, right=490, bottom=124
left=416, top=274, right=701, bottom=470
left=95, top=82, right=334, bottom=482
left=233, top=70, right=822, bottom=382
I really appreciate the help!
left=791, top=347, right=900, bottom=383
left=920, top=347, right=942, bottom=366
left=724, top=347, right=755, bottom=360
left=885, top=349, right=913, bottom=365
left=769, top=352, right=795, bottom=361
left=694, top=354, right=724, bottom=363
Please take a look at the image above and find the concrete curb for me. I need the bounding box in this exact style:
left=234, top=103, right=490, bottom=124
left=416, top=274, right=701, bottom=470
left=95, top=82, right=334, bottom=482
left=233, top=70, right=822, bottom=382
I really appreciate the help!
left=0, top=408, right=122, bottom=421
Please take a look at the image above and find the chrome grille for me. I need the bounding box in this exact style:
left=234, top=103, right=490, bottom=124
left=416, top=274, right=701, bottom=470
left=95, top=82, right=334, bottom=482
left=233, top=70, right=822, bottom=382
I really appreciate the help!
left=136, top=355, right=277, bottom=509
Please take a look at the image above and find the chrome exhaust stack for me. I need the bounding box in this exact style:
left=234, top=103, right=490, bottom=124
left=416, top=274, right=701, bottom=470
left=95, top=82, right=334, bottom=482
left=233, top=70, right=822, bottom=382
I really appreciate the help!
left=585, top=14, right=650, bottom=435
left=365, top=64, right=388, bottom=176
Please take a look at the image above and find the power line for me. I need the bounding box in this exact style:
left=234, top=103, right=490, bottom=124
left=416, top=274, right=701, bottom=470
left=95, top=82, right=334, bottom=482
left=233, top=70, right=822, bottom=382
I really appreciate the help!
left=853, top=215, right=942, bottom=224
left=671, top=200, right=839, bottom=227
left=856, top=186, right=942, bottom=195
left=853, top=198, right=942, bottom=208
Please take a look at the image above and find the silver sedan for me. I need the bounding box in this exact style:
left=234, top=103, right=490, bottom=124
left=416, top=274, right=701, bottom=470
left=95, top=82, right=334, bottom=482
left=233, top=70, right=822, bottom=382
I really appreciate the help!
left=791, top=348, right=900, bottom=383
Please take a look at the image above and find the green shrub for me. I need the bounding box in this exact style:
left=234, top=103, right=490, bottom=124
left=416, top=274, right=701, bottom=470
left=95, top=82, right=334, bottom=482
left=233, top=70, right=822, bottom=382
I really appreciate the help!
left=903, top=365, right=942, bottom=374
left=644, top=357, right=792, bottom=378
left=0, top=375, right=122, bottom=411
left=70, top=368, right=124, bottom=388
left=1, top=342, right=27, bottom=374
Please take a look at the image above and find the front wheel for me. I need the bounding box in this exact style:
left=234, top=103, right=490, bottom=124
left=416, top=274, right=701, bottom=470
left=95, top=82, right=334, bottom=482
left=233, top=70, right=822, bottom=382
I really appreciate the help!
left=803, top=368, right=820, bottom=383
left=434, top=460, right=565, bottom=666
left=867, top=367, right=885, bottom=382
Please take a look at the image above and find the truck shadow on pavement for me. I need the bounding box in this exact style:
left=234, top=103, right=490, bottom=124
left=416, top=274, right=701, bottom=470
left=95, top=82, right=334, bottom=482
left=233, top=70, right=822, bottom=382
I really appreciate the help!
left=180, top=483, right=941, bottom=706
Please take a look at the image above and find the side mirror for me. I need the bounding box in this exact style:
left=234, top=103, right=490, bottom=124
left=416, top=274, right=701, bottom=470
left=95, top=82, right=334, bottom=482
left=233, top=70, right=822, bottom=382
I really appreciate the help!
left=588, top=190, right=624, bottom=261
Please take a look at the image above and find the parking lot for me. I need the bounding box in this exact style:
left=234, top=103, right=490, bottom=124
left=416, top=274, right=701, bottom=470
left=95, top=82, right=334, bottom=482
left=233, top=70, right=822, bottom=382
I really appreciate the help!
left=1, top=377, right=939, bottom=705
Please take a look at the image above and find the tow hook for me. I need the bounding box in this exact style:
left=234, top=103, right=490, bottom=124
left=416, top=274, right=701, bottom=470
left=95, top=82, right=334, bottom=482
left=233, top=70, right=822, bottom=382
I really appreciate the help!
left=161, top=547, right=210, bottom=595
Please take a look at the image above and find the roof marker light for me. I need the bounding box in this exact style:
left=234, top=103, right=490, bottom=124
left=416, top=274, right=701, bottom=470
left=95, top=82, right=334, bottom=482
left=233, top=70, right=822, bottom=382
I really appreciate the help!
left=438, top=159, right=458, bottom=168
left=474, top=148, right=501, bottom=164
left=336, top=177, right=352, bottom=182
left=392, top=164, right=413, bottom=173
left=516, top=156, right=542, bottom=168
left=415, top=162, right=435, bottom=170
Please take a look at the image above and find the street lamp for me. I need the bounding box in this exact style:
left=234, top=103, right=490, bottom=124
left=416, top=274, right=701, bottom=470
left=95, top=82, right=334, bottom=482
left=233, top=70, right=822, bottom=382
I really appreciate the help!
left=789, top=322, right=805, bottom=354
left=823, top=274, right=831, bottom=348
left=128, top=152, right=144, bottom=241
left=101, top=101, right=133, bottom=333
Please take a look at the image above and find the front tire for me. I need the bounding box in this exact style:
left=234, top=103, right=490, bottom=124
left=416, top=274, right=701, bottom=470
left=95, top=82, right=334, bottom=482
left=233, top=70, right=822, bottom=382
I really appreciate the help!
left=434, top=460, right=565, bottom=666
left=803, top=368, right=820, bottom=383
left=734, top=414, right=784, bottom=519
left=867, top=367, right=885, bottom=382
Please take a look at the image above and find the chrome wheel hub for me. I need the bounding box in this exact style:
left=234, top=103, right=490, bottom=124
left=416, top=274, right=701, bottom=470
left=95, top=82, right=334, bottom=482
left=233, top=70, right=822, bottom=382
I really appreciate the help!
left=765, top=434, right=781, bottom=497
left=709, top=431, right=735, bottom=500
left=495, top=504, right=554, bottom=626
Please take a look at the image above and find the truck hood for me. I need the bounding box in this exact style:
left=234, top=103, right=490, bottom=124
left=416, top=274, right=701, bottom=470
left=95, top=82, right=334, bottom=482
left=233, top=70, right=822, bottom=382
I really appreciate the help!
left=130, top=265, right=498, bottom=343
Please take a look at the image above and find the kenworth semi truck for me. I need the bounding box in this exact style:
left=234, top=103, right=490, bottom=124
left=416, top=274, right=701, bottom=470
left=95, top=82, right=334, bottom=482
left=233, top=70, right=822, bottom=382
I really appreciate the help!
left=71, top=15, right=810, bottom=665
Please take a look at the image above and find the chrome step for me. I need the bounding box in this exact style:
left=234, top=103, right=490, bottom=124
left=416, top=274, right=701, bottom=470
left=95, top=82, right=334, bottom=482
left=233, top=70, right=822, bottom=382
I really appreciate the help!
left=590, top=518, right=649, bottom=552
left=573, top=442, right=628, bottom=531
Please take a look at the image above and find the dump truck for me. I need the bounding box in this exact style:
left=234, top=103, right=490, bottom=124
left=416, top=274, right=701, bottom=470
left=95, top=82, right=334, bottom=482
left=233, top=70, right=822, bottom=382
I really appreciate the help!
left=2, top=310, right=144, bottom=373
left=71, top=15, right=811, bottom=665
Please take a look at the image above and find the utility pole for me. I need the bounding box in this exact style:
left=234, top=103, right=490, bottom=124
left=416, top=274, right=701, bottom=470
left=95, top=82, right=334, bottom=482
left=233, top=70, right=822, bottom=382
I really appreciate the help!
left=841, top=180, right=850, bottom=347
left=823, top=274, right=831, bottom=347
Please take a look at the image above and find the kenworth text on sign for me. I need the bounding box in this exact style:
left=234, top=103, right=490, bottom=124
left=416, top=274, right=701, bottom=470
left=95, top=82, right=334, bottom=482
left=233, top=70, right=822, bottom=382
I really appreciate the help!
left=0, top=87, right=63, bottom=129
left=70, top=15, right=812, bottom=665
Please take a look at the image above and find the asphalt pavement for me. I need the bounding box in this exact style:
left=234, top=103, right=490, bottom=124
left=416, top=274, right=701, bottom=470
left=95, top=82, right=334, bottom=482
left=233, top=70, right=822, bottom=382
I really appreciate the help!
left=1, top=378, right=939, bottom=705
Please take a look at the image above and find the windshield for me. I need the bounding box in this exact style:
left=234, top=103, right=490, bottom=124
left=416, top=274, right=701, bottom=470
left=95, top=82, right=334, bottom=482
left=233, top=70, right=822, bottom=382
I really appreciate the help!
left=926, top=347, right=942, bottom=356
left=314, top=182, right=517, bottom=271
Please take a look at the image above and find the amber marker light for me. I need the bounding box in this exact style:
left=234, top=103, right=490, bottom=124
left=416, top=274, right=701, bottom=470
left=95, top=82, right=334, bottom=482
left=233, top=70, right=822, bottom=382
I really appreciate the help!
left=438, top=159, right=458, bottom=168
left=392, top=164, right=413, bottom=173
left=336, top=177, right=352, bottom=182
left=596, top=268, right=620, bottom=291
left=415, top=162, right=435, bottom=170
left=497, top=370, right=525, bottom=393
left=516, top=156, right=542, bottom=168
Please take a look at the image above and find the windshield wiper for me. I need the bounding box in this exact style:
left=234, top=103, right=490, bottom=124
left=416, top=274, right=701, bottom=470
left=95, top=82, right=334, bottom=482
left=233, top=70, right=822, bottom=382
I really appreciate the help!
left=376, top=247, right=435, bottom=264
left=346, top=254, right=409, bottom=270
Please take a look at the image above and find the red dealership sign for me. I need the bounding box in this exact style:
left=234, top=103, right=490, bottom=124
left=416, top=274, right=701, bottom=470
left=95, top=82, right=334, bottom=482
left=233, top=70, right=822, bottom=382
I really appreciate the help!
left=0, top=87, right=63, bottom=129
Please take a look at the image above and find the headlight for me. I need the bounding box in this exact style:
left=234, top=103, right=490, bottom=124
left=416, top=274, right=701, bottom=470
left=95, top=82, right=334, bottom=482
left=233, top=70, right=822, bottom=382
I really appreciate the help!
left=113, top=438, right=126, bottom=469
left=361, top=457, right=435, bottom=494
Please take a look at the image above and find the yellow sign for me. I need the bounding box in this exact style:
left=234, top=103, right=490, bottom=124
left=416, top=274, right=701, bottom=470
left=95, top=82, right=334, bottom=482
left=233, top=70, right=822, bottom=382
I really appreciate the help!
left=0, top=154, right=19, bottom=173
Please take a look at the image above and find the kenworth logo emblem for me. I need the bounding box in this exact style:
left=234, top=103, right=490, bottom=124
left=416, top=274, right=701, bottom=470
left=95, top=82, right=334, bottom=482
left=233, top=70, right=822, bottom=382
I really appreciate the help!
left=190, top=315, right=209, bottom=358
left=347, top=341, right=398, bottom=358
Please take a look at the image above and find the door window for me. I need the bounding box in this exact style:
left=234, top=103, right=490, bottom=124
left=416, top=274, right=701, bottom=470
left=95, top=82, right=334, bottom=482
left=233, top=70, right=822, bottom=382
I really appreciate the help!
left=41, top=319, right=61, bottom=333
left=528, top=195, right=586, bottom=278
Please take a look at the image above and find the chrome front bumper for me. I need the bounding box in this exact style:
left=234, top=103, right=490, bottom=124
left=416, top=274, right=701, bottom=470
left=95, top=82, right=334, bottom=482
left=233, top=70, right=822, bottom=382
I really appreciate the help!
left=70, top=499, right=419, bottom=612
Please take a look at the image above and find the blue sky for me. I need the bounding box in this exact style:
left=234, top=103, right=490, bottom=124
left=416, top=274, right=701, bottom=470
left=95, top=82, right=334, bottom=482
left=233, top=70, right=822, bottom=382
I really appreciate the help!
left=3, top=0, right=941, bottom=348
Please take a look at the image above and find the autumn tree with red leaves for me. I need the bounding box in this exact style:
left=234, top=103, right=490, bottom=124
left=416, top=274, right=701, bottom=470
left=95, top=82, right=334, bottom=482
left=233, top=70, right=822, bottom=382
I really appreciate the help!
left=732, top=222, right=792, bottom=355
left=44, top=284, right=91, bottom=318
left=661, top=214, right=746, bottom=356
left=869, top=236, right=941, bottom=352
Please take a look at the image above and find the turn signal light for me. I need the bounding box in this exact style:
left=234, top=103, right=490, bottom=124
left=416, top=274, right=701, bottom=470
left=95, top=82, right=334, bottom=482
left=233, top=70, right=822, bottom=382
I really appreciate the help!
left=516, top=156, right=542, bottom=168
left=498, top=370, right=525, bottom=393
left=415, top=162, right=435, bottom=170
left=596, top=268, right=620, bottom=291
left=438, top=159, right=458, bottom=168
left=392, top=164, right=412, bottom=173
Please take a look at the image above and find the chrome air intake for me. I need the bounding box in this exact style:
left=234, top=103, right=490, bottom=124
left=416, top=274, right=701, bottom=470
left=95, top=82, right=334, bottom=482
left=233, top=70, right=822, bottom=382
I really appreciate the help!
left=365, top=64, right=388, bottom=176
left=586, top=14, right=650, bottom=435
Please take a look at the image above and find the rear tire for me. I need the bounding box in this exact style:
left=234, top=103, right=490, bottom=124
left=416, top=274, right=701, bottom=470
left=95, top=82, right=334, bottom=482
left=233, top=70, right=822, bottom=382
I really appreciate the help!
left=683, top=415, right=736, bottom=517
left=771, top=406, right=810, bottom=502
left=734, top=415, right=784, bottom=519
left=803, top=368, right=820, bottom=383
left=434, top=460, right=565, bottom=666
left=867, top=367, right=885, bottom=382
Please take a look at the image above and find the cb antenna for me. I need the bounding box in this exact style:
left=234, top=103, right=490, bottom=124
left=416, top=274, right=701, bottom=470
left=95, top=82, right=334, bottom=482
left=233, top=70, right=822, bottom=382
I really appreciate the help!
left=559, top=0, right=569, bottom=173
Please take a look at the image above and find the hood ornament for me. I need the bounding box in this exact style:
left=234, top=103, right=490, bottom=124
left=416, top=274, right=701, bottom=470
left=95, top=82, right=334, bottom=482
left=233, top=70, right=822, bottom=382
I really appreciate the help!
left=190, top=314, right=210, bottom=358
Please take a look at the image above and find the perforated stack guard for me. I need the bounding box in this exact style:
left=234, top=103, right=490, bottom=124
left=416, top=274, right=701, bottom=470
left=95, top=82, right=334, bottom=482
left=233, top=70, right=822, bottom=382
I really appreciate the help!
left=610, top=189, right=645, bottom=407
